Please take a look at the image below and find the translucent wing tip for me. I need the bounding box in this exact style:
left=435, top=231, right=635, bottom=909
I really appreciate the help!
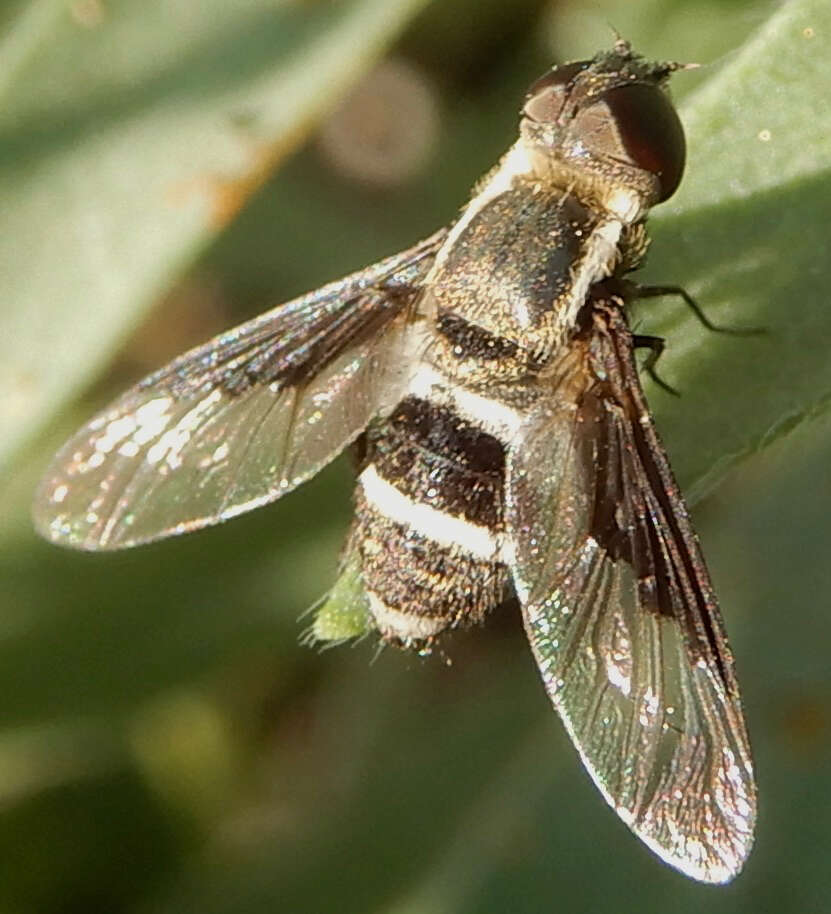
left=626, top=790, right=756, bottom=884
left=571, top=702, right=757, bottom=884
left=32, top=465, right=122, bottom=551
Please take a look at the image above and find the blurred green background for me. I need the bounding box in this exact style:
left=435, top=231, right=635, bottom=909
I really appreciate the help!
left=2, top=0, right=831, bottom=911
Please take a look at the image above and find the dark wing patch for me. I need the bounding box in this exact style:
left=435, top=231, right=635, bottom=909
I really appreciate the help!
left=34, top=231, right=446, bottom=550
left=505, top=306, right=755, bottom=883
left=579, top=381, right=728, bottom=686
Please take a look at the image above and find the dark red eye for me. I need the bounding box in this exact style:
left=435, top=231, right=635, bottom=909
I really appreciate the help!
left=523, top=61, right=590, bottom=124
left=600, top=83, right=686, bottom=201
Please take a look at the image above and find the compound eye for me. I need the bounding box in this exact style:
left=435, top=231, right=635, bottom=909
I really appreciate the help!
left=523, top=61, right=590, bottom=124
left=581, top=83, right=686, bottom=201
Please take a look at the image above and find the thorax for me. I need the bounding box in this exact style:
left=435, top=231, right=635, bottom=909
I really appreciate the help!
left=421, top=143, right=646, bottom=384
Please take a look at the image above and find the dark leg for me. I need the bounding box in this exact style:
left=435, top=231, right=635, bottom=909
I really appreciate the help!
left=633, top=334, right=679, bottom=397
left=633, top=283, right=763, bottom=336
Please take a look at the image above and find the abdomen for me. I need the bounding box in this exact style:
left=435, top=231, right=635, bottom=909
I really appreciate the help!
left=355, top=392, right=508, bottom=645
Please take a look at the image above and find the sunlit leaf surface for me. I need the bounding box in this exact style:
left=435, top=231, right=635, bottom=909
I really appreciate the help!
left=0, top=0, right=429, bottom=470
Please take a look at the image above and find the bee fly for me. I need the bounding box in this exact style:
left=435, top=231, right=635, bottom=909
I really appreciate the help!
left=34, top=41, right=755, bottom=883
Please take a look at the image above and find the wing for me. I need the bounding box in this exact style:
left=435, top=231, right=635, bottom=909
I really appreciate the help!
left=505, top=305, right=755, bottom=884
left=34, top=230, right=446, bottom=550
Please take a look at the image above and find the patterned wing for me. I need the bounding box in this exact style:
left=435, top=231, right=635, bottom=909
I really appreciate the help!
left=505, top=309, right=755, bottom=883
left=34, top=231, right=446, bottom=549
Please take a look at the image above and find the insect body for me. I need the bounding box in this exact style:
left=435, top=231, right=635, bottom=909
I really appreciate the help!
left=34, top=42, right=755, bottom=883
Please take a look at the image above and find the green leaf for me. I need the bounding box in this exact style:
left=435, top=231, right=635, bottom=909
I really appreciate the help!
left=642, top=0, right=831, bottom=500
left=0, top=0, right=429, bottom=472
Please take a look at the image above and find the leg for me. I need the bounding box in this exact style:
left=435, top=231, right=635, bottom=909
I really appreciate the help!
left=633, top=283, right=763, bottom=336
left=633, top=334, right=679, bottom=397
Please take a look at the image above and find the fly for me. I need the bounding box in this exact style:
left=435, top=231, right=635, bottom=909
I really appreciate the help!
left=33, top=41, right=756, bottom=883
